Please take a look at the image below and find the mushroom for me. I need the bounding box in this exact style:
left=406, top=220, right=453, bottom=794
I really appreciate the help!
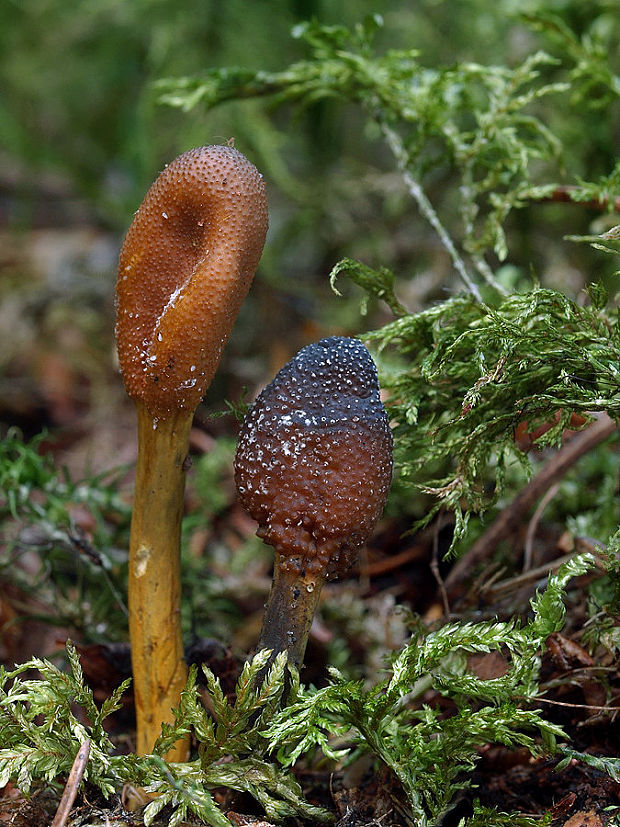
left=234, top=336, right=393, bottom=669
left=116, top=145, right=268, bottom=759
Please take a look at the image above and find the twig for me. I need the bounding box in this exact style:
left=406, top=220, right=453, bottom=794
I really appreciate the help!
left=445, top=413, right=617, bottom=593
left=50, top=739, right=91, bottom=827
left=534, top=697, right=620, bottom=712
left=380, top=123, right=483, bottom=302
left=538, top=185, right=620, bottom=213
left=430, top=514, right=451, bottom=617
left=360, top=543, right=427, bottom=577
left=480, top=551, right=602, bottom=600
left=522, top=481, right=561, bottom=572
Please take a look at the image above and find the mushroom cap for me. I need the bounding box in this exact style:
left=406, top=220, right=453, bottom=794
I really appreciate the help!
left=116, top=145, right=268, bottom=419
left=234, top=337, right=393, bottom=576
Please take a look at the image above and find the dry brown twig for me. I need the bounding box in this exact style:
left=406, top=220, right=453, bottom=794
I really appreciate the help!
left=445, top=413, right=618, bottom=595
left=538, top=185, right=620, bottom=213
left=480, top=551, right=605, bottom=601
left=522, top=481, right=561, bottom=572
left=50, top=739, right=91, bottom=827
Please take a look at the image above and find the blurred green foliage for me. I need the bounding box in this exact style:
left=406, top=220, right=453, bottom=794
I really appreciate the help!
left=3, top=0, right=417, bottom=223
left=1, top=4, right=620, bottom=823
left=0, top=430, right=130, bottom=640
left=3, top=0, right=619, bottom=419
left=3, top=0, right=617, bottom=273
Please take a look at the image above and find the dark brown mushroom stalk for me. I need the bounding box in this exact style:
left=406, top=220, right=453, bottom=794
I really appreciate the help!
left=234, top=336, right=393, bottom=669
left=116, top=145, right=268, bottom=759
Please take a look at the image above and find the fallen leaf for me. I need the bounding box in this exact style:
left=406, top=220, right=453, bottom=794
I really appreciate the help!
left=563, top=809, right=603, bottom=827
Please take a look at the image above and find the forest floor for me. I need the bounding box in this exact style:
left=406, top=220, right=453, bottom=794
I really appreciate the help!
left=0, top=213, right=618, bottom=827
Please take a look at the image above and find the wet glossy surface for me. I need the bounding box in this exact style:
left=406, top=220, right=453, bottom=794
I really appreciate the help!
left=116, top=145, right=268, bottom=418
left=235, top=337, right=393, bottom=576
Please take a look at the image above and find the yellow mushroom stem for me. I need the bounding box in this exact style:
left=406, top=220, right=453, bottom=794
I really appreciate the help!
left=128, top=404, right=193, bottom=760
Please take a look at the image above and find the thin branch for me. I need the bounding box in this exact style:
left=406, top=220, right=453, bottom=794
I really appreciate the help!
left=470, top=252, right=510, bottom=296
left=445, top=413, right=618, bottom=594
left=534, top=696, right=620, bottom=712
left=481, top=551, right=603, bottom=600
left=50, top=739, right=91, bottom=827
left=359, top=543, right=427, bottom=578
left=380, top=123, right=483, bottom=302
left=430, top=512, right=451, bottom=617
left=522, top=481, right=561, bottom=572
left=538, top=185, right=620, bottom=213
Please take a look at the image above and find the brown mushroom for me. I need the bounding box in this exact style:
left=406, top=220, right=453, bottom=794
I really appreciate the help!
left=234, top=336, right=393, bottom=669
left=116, top=144, right=268, bottom=759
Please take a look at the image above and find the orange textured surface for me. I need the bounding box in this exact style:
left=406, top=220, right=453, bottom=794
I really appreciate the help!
left=234, top=337, right=393, bottom=576
left=116, top=145, right=268, bottom=418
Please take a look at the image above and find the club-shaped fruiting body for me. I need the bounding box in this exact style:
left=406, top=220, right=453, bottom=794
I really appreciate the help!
left=234, top=336, right=393, bottom=665
left=116, top=144, right=268, bottom=419
left=115, top=144, right=267, bottom=759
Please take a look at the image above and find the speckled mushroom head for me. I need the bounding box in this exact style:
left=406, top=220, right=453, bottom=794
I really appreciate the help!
left=234, top=337, right=393, bottom=578
left=116, top=145, right=268, bottom=419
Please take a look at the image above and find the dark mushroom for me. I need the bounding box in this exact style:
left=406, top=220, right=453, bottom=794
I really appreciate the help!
left=234, top=336, right=393, bottom=668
